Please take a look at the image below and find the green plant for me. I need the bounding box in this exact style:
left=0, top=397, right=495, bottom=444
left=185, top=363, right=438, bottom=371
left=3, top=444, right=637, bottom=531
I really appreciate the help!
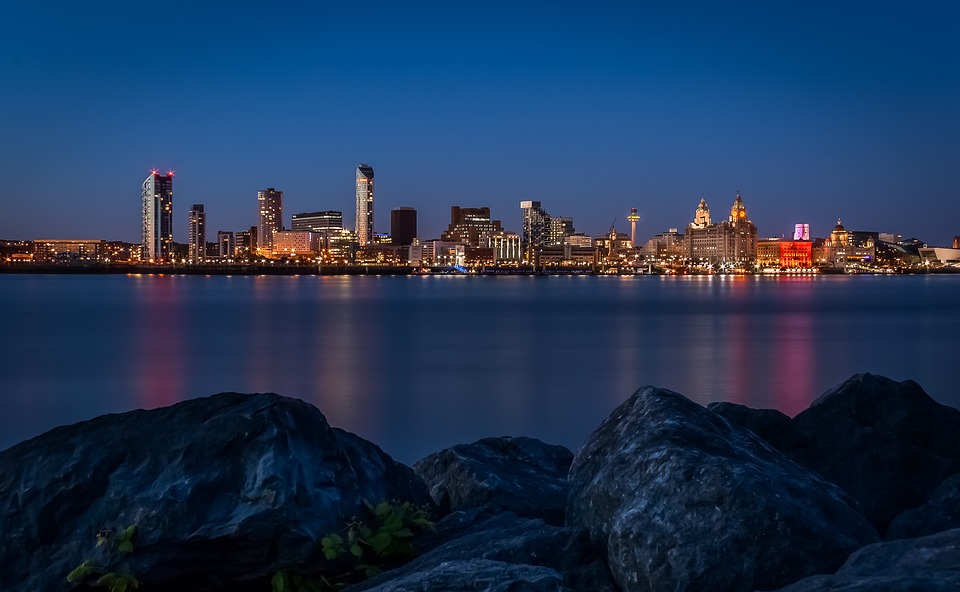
left=67, top=525, right=140, bottom=592
left=271, top=500, right=434, bottom=591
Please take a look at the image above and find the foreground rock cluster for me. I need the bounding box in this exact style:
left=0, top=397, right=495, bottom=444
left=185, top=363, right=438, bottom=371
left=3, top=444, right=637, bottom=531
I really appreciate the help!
left=2, top=373, right=959, bottom=591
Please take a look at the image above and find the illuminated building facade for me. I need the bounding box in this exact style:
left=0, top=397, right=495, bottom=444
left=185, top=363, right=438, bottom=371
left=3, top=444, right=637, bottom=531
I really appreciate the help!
left=292, top=210, right=345, bottom=251
left=642, top=229, right=684, bottom=261
left=780, top=241, right=813, bottom=268
left=356, top=164, right=375, bottom=246
left=257, top=188, right=283, bottom=253
left=217, top=231, right=235, bottom=259
left=825, top=220, right=877, bottom=268
left=141, top=170, right=174, bottom=262
left=291, top=210, right=343, bottom=233
left=520, top=200, right=547, bottom=261
left=33, top=239, right=105, bottom=263
left=441, top=206, right=505, bottom=247
left=756, top=238, right=782, bottom=269
left=548, top=217, right=574, bottom=247
left=390, top=207, right=418, bottom=246
left=481, top=230, right=522, bottom=262
left=188, top=204, right=206, bottom=263
left=684, top=193, right=757, bottom=265
left=272, top=230, right=319, bottom=257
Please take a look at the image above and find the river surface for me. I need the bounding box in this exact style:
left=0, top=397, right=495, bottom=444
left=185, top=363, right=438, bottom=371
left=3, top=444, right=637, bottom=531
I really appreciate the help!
left=1, top=274, right=957, bottom=464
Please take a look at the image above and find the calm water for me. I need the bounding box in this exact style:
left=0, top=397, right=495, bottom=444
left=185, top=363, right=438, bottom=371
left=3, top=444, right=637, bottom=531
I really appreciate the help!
left=1, top=274, right=958, bottom=464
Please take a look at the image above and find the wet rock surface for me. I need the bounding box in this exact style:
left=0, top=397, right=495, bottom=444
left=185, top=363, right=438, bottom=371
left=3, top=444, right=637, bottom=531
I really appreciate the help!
left=567, top=385, right=878, bottom=592
left=887, top=473, right=960, bottom=540
left=4, top=374, right=960, bottom=592
left=0, top=393, right=431, bottom=592
left=348, top=511, right=613, bottom=592
left=788, top=373, right=960, bottom=534
left=770, top=528, right=960, bottom=591
left=413, top=436, right=573, bottom=524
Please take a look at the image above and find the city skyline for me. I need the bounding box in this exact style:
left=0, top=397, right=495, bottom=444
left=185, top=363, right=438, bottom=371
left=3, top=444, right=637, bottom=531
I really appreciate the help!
left=1, top=2, right=958, bottom=244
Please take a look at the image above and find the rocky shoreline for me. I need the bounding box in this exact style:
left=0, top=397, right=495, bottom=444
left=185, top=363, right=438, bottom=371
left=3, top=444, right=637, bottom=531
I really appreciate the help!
left=2, top=373, right=959, bottom=591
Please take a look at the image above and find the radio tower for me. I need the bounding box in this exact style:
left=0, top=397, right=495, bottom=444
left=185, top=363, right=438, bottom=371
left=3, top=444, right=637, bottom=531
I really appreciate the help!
left=627, top=208, right=641, bottom=248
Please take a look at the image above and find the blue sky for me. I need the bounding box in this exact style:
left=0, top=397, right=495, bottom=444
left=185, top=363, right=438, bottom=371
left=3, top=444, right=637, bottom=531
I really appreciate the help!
left=1, top=0, right=958, bottom=244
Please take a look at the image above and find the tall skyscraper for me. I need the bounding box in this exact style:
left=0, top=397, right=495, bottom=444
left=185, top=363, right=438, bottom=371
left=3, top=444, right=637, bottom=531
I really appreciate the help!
left=520, top=200, right=548, bottom=261
left=141, top=169, right=174, bottom=262
left=391, top=207, right=418, bottom=246
left=188, top=204, right=206, bottom=263
left=257, top=188, right=283, bottom=254
left=356, top=164, right=374, bottom=246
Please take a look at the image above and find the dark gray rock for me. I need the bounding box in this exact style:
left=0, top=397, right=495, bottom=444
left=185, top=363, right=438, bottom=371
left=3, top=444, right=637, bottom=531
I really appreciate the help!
left=790, top=373, right=960, bottom=534
left=0, top=393, right=432, bottom=592
left=770, top=527, right=960, bottom=591
left=414, top=436, right=573, bottom=524
left=567, top=385, right=878, bottom=592
left=347, top=512, right=614, bottom=592
left=887, top=473, right=960, bottom=540
left=351, top=559, right=567, bottom=592
left=707, top=402, right=810, bottom=453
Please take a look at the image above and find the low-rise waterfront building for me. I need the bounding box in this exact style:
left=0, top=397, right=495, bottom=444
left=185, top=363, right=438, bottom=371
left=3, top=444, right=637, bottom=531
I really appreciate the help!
left=33, top=239, right=105, bottom=263
left=271, top=231, right=318, bottom=257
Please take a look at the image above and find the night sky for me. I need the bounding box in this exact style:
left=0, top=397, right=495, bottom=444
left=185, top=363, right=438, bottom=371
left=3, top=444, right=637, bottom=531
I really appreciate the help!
left=2, top=1, right=958, bottom=245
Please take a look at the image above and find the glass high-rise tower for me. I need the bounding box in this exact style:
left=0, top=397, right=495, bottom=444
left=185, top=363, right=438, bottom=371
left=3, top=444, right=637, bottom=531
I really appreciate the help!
left=142, top=170, right=174, bottom=262
left=257, top=188, right=283, bottom=254
left=188, top=204, right=206, bottom=263
left=355, top=164, right=374, bottom=247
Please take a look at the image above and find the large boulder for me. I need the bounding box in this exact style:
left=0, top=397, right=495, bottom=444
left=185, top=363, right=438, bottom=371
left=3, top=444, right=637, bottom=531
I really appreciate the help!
left=349, top=559, right=567, bottom=592
left=770, top=528, right=960, bottom=591
left=790, top=373, right=960, bottom=533
left=0, top=393, right=431, bottom=592
left=707, top=402, right=809, bottom=453
left=567, top=386, right=878, bottom=592
left=347, top=511, right=614, bottom=592
left=413, top=436, right=573, bottom=524
left=887, top=473, right=960, bottom=540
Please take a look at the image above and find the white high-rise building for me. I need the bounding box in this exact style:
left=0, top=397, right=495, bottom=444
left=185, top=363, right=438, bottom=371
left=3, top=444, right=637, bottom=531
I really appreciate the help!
left=355, top=164, right=374, bottom=246
left=141, top=170, right=174, bottom=262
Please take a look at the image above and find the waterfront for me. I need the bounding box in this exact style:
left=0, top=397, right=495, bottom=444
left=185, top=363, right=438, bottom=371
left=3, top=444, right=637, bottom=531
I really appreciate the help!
left=1, top=274, right=958, bottom=464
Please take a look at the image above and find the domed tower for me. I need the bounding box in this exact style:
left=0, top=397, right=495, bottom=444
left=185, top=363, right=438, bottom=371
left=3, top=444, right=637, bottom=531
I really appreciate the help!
left=830, top=218, right=848, bottom=247
left=730, top=192, right=747, bottom=224
left=691, top=196, right=712, bottom=229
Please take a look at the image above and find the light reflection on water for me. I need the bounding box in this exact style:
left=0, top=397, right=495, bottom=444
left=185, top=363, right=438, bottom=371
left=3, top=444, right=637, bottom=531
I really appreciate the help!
left=1, top=274, right=959, bottom=464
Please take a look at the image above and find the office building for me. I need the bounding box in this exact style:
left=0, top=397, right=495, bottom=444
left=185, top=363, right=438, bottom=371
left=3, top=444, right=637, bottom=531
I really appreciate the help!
left=642, top=229, right=684, bottom=261
left=441, top=206, right=505, bottom=247
left=217, top=231, right=235, bottom=259
left=547, top=217, right=574, bottom=247
left=391, top=207, right=418, bottom=246
left=33, top=239, right=105, bottom=263
left=141, top=169, right=174, bottom=262
left=480, top=230, right=522, bottom=262
left=272, top=230, right=319, bottom=257
left=188, top=204, right=206, bottom=263
left=291, top=211, right=343, bottom=233
left=356, top=164, right=374, bottom=246
left=257, top=188, right=283, bottom=254
left=520, top=200, right=548, bottom=261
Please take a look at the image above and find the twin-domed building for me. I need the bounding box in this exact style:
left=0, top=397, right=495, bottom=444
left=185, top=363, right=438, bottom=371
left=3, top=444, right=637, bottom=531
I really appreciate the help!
left=684, top=193, right=758, bottom=265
